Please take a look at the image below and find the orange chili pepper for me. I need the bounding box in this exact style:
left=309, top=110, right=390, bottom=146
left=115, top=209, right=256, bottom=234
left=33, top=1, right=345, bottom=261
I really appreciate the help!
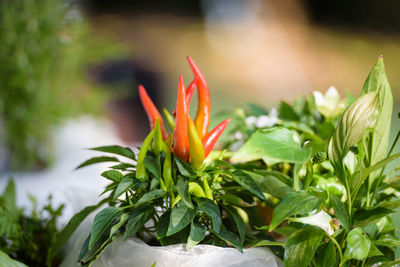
left=202, top=118, right=231, bottom=157
left=171, top=78, right=197, bottom=116
left=138, top=85, right=168, bottom=139
left=173, top=75, right=190, bottom=162
left=187, top=56, right=210, bottom=139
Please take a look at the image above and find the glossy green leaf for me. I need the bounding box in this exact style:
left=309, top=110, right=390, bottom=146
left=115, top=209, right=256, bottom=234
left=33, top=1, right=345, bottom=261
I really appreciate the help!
left=177, top=178, right=193, bottom=209
left=231, top=127, right=311, bottom=165
left=174, top=156, right=195, bottom=177
left=113, top=176, right=135, bottom=200
left=229, top=170, right=265, bottom=200
left=284, top=226, right=325, bottom=267
left=225, top=206, right=246, bottom=245
left=2, top=179, right=16, bottom=212
left=214, top=229, right=243, bottom=252
left=254, top=170, right=293, bottom=186
left=269, top=191, right=323, bottom=231
left=134, top=190, right=165, bottom=207
left=101, top=170, right=123, bottom=182
left=90, top=145, right=136, bottom=160
left=186, top=221, right=206, bottom=249
left=328, top=92, right=379, bottom=180
left=123, top=206, right=154, bottom=240
left=194, top=197, right=222, bottom=233
left=374, top=234, right=400, bottom=248
left=343, top=227, right=371, bottom=261
left=278, top=101, right=299, bottom=121
left=253, top=172, right=293, bottom=199
left=247, top=240, right=285, bottom=248
left=330, top=194, right=350, bottom=232
left=110, top=213, right=129, bottom=237
left=76, top=156, right=119, bottom=169
left=361, top=57, right=393, bottom=181
left=89, top=207, right=122, bottom=250
left=167, top=204, right=196, bottom=236
left=315, top=242, right=336, bottom=267
left=156, top=212, right=170, bottom=239
left=353, top=207, right=394, bottom=227
left=144, top=155, right=161, bottom=179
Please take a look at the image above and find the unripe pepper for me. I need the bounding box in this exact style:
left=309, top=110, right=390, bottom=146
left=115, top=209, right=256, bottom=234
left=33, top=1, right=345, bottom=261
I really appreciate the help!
left=138, top=85, right=168, bottom=139
left=173, top=75, right=190, bottom=162
left=162, top=142, right=173, bottom=188
left=136, top=128, right=155, bottom=179
left=152, top=119, right=163, bottom=155
left=202, top=118, right=231, bottom=157
left=187, top=116, right=205, bottom=170
left=163, top=108, right=175, bottom=133
left=187, top=56, right=210, bottom=139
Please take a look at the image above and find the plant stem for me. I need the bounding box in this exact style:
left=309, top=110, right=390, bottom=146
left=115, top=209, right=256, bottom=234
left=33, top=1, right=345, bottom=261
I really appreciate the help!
left=327, top=234, right=343, bottom=266
left=344, top=178, right=352, bottom=215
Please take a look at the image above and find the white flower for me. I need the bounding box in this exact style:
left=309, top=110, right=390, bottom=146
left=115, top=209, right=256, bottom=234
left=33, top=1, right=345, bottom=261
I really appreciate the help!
left=245, top=116, right=257, bottom=127
left=255, top=108, right=279, bottom=128
left=291, top=210, right=335, bottom=235
left=313, top=86, right=346, bottom=118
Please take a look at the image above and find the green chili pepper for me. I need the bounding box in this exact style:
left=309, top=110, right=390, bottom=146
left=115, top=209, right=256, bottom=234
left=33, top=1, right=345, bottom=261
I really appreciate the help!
left=187, top=116, right=205, bottom=170
left=136, top=129, right=155, bottom=179
left=153, top=119, right=163, bottom=155
left=171, top=195, right=181, bottom=208
left=162, top=142, right=174, bottom=188
left=202, top=176, right=213, bottom=200
left=188, top=182, right=206, bottom=198
left=163, top=108, right=175, bottom=133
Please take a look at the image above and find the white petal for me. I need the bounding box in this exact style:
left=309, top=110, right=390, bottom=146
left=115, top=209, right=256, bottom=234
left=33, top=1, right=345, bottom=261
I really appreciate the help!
left=245, top=116, right=257, bottom=127
left=291, top=210, right=334, bottom=235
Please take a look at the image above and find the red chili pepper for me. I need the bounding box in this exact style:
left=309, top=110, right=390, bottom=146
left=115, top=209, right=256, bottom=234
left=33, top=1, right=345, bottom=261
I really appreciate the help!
left=187, top=56, right=210, bottom=139
left=171, top=78, right=197, bottom=116
left=138, top=85, right=168, bottom=139
left=173, top=75, right=190, bottom=162
left=202, top=118, right=231, bottom=157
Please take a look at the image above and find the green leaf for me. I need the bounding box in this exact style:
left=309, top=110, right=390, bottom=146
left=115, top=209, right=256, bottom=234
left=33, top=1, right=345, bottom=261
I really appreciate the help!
left=135, top=190, right=165, bottom=207
left=89, top=207, right=122, bottom=250
left=225, top=206, right=246, bottom=245
left=247, top=240, right=285, bottom=248
left=328, top=92, right=379, bottom=180
left=231, top=127, right=312, bottom=165
left=353, top=207, right=394, bottom=227
left=0, top=250, right=28, bottom=267
left=177, top=178, right=193, bottom=209
left=254, top=170, right=293, bottom=186
left=110, top=213, right=129, bottom=236
left=278, top=101, right=299, bottom=121
left=144, top=155, right=161, bottom=179
left=269, top=191, right=323, bottom=231
left=253, top=172, right=293, bottom=199
left=368, top=243, right=383, bottom=257
left=113, top=175, right=135, bottom=200
left=174, top=156, right=195, bottom=177
left=186, top=221, right=206, bottom=249
left=229, top=170, right=265, bottom=200
left=101, top=170, right=123, bottom=182
left=374, top=234, right=400, bottom=248
left=214, top=229, right=243, bottom=252
left=123, top=206, right=155, bottom=240
left=90, top=145, right=136, bottom=160
left=167, top=204, right=196, bottom=236
left=343, top=227, right=371, bottom=261
left=361, top=57, right=393, bottom=181
left=284, top=226, right=325, bottom=267
left=330, top=194, right=351, bottom=232
left=156, top=212, right=170, bottom=239
left=194, top=197, right=222, bottom=233
left=315, top=242, right=337, bottom=267
left=110, top=163, right=136, bottom=170
left=76, top=156, right=119, bottom=169
left=47, top=198, right=108, bottom=265
left=2, top=179, right=16, bottom=212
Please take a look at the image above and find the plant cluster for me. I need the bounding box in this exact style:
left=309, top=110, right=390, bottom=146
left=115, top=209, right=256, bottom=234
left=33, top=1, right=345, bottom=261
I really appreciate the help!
left=55, top=56, right=399, bottom=267
left=0, top=180, right=64, bottom=267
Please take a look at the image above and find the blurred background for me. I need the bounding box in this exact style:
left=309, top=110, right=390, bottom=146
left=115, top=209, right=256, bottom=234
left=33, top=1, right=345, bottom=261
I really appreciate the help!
left=0, top=0, right=399, bottom=240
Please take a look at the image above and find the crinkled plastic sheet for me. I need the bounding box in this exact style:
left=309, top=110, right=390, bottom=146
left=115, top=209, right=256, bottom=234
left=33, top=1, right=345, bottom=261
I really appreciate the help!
left=91, top=237, right=283, bottom=267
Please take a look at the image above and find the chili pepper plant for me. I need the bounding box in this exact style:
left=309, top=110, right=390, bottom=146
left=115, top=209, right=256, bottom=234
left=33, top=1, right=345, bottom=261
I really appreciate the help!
left=56, top=57, right=276, bottom=266
left=227, top=57, right=400, bottom=267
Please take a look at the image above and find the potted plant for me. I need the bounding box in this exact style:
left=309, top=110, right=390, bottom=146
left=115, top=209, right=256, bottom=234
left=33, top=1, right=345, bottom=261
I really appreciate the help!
left=53, top=57, right=283, bottom=267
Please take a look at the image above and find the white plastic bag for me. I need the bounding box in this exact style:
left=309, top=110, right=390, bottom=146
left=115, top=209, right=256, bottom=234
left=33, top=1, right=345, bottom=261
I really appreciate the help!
left=92, top=237, right=282, bottom=267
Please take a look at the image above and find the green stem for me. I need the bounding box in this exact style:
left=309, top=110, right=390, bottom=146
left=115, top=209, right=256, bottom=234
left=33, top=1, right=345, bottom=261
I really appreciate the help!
left=327, top=234, right=343, bottom=266
left=344, top=178, right=352, bottom=215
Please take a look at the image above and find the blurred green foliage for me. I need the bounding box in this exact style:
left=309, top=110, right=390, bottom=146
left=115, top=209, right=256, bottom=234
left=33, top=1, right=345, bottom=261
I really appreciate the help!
left=0, top=0, right=128, bottom=170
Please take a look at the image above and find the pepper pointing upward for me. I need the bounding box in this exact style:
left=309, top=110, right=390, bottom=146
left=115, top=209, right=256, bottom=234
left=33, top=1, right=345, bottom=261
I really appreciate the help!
left=187, top=56, right=211, bottom=139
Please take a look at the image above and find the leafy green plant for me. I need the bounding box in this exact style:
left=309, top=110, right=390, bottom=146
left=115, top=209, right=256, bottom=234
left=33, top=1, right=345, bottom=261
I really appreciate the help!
left=234, top=57, right=400, bottom=266
left=0, top=179, right=64, bottom=267
left=0, top=0, right=124, bottom=170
